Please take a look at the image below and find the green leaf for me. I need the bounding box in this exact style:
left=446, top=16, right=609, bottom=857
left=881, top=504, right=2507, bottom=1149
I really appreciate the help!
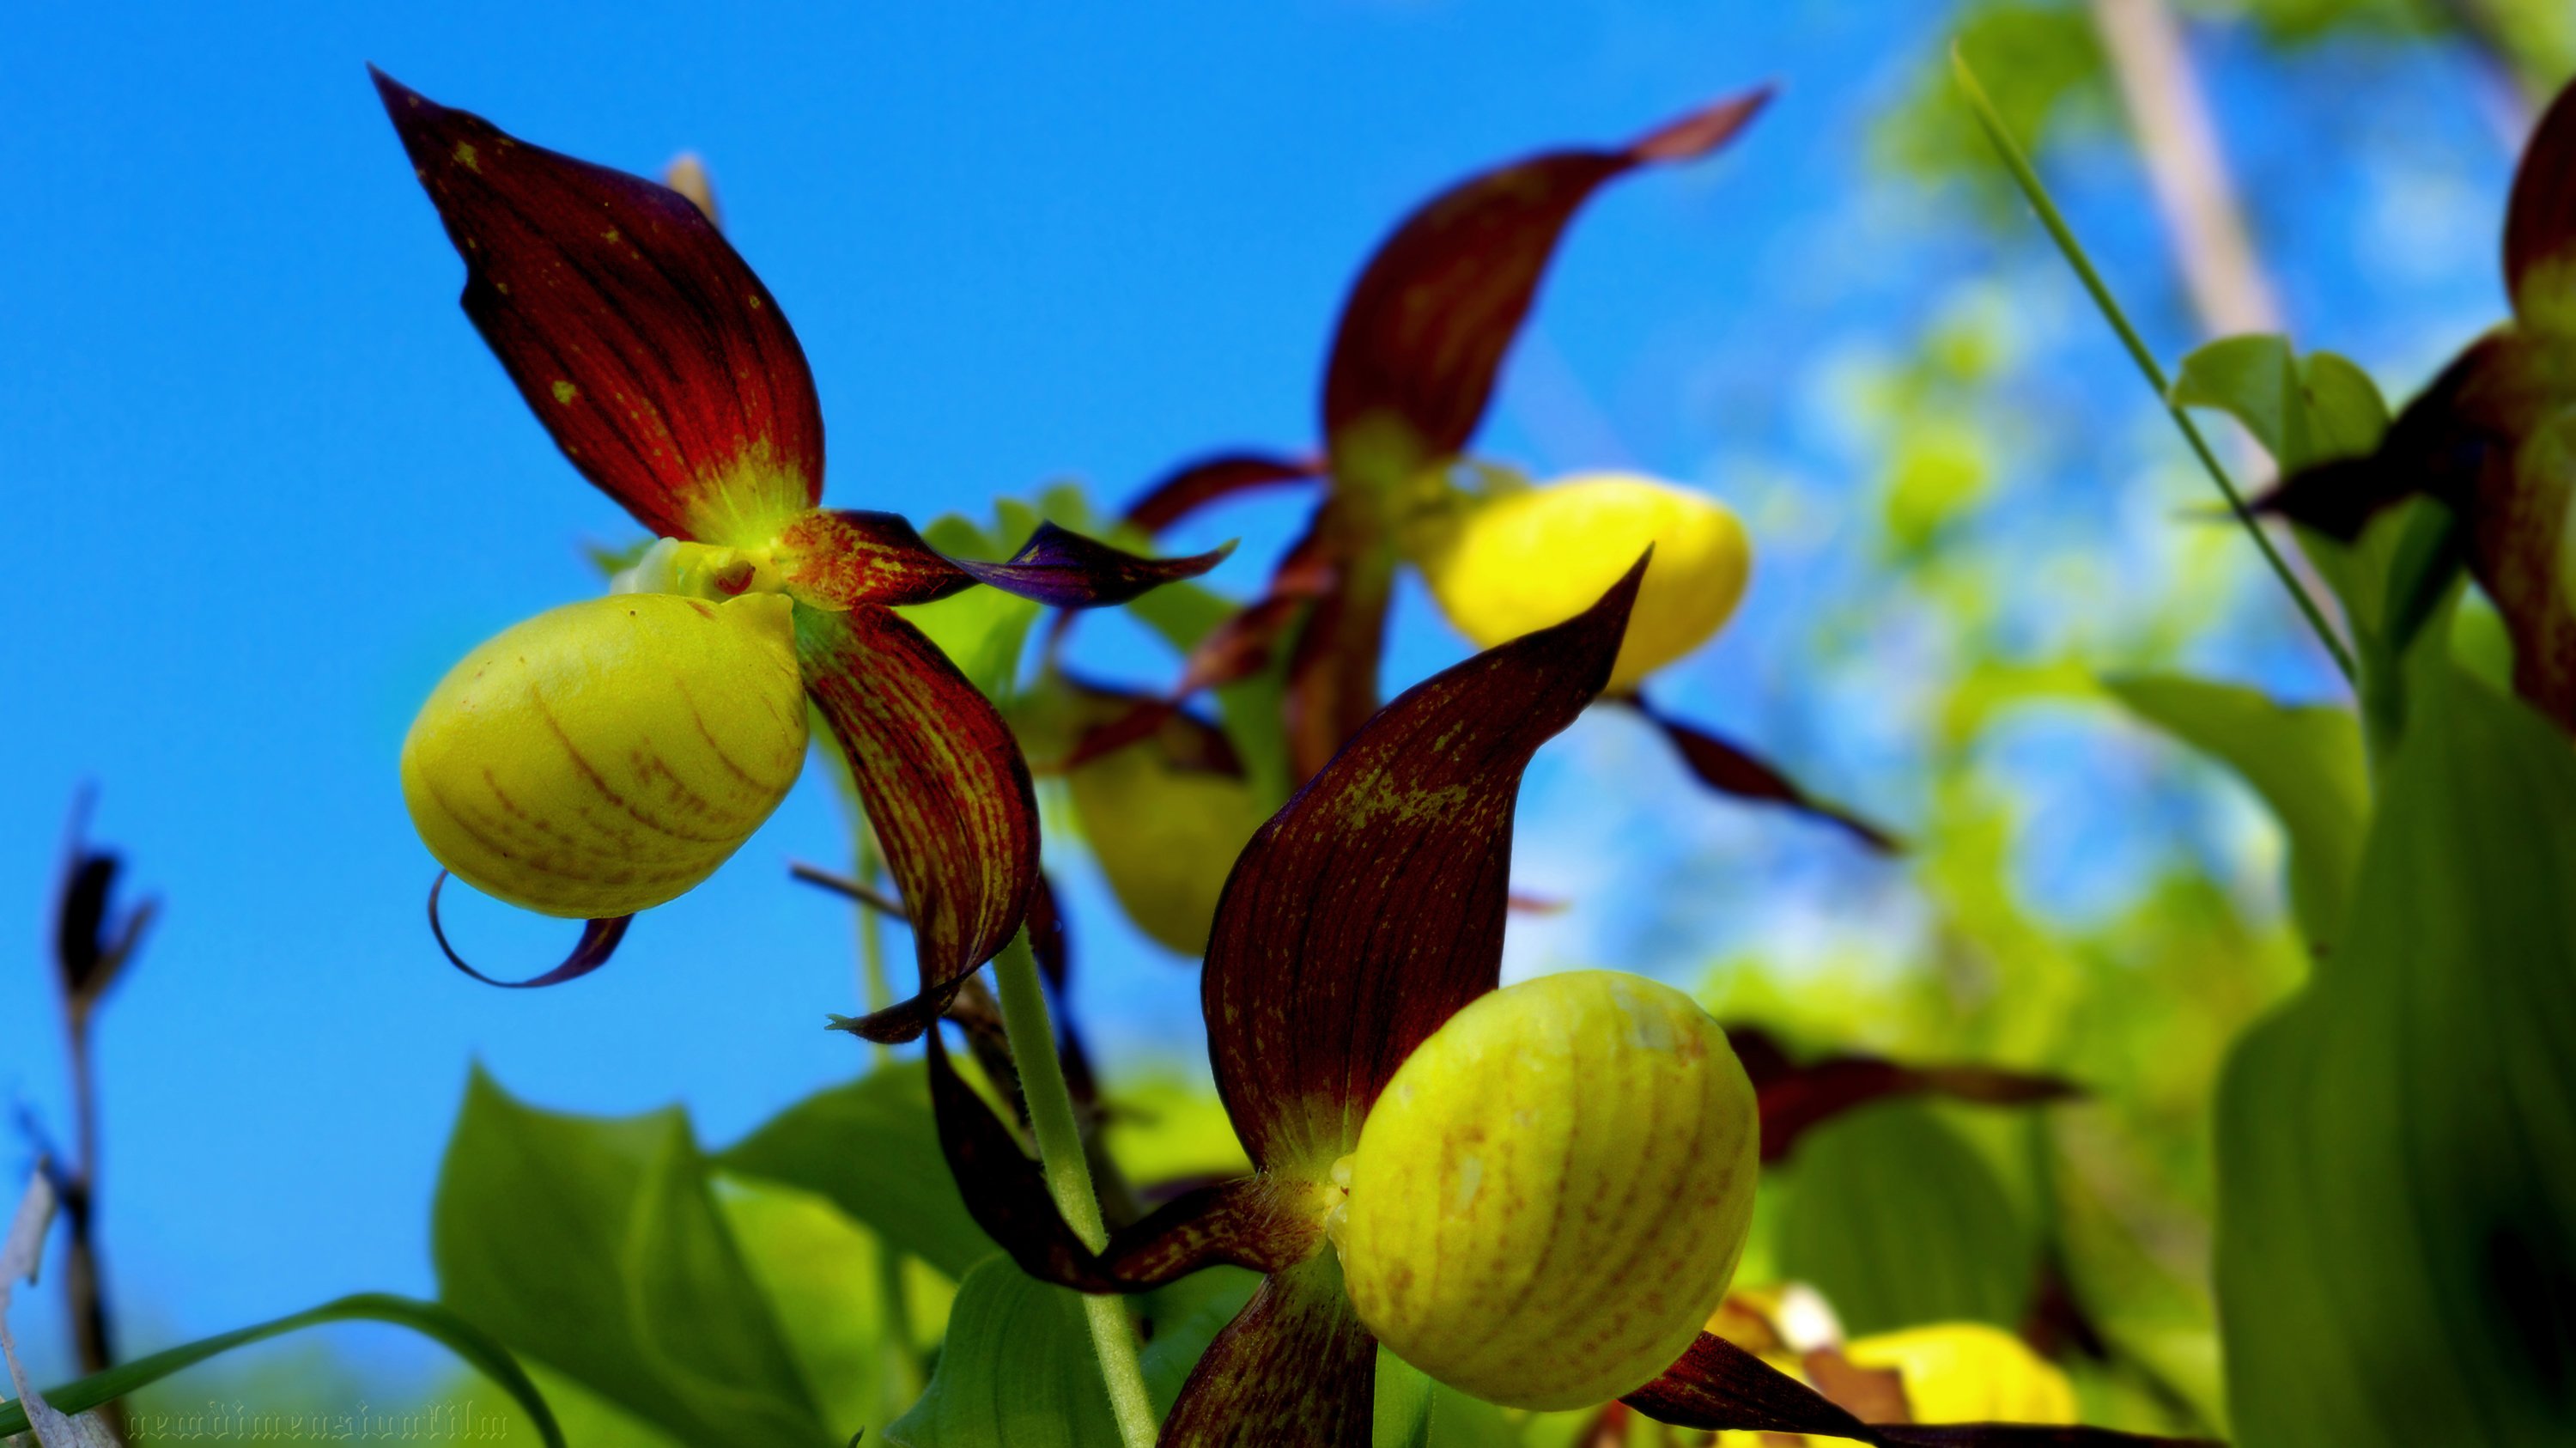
left=2215, top=656, right=2576, bottom=1447
left=901, top=512, right=1045, bottom=703
left=882, top=1256, right=1122, bottom=1448
left=2104, top=674, right=2370, bottom=952
left=433, top=1068, right=835, bottom=1448
left=0, top=1294, right=564, bottom=1445
left=718, top=1062, right=998, bottom=1282
left=2170, top=336, right=2387, bottom=477
left=1373, top=1349, right=1434, bottom=1448
left=1772, top=1102, right=2038, bottom=1335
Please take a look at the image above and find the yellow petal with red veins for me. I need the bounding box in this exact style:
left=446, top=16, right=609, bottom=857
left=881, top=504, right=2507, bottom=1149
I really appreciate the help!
left=1419, top=474, right=1750, bottom=692
left=401, top=592, right=808, bottom=918
left=1334, top=970, right=1759, bottom=1410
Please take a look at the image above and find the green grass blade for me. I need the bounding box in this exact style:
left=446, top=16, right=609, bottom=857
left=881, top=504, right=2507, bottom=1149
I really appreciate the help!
left=0, top=1293, right=564, bottom=1447
left=1951, top=43, right=2358, bottom=685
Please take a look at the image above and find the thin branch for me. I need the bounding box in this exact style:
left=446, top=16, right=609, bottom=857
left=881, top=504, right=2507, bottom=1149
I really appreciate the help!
left=787, top=861, right=912, bottom=921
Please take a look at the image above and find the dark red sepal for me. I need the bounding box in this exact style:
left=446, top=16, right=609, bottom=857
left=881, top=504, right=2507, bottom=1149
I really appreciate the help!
left=1123, top=452, right=1325, bottom=536
left=924, top=1032, right=1324, bottom=1292
left=1320, top=88, right=1770, bottom=472
left=775, top=509, right=1233, bottom=610
left=1613, top=694, right=1903, bottom=853
left=427, top=872, right=630, bottom=988
left=1625, top=1333, right=2215, bottom=1446
left=2505, top=72, right=2576, bottom=323
left=1157, top=1257, right=1376, bottom=1448
left=370, top=69, right=823, bottom=545
left=1728, top=1027, right=2081, bottom=1165
left=798, top=605, right=1038, bottom=1040
left=1204, top=559, right=1643, bottom=1175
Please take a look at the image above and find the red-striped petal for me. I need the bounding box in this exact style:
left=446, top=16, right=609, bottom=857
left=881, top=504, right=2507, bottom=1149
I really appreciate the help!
left=372, top=69, right=823, bottom=545
left=2506, top=74, right=2576, bottom=323
left=799, top=605, right=1037, bottom=1038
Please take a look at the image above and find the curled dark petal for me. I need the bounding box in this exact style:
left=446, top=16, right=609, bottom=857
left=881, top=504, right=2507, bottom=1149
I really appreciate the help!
left=826, top=977, right=970, bottom=1045
left=1615, top=694, right=1903, bottom=854
left=1625, top=1333, right=2215, bottom=1446
left=1123, top=452, right=1324, bottom=536
left=426, top=873, right=629, bottom=989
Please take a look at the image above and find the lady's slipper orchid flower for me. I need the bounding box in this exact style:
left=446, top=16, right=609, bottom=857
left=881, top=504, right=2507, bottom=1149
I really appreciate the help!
left=921, top=566, right=2184, bottom=1446
left=1077, top=88, right=1894, bottom=850
left=373, top=71, right=1224, bottom=1017
left=2260, top=71, right=2576, bottom=732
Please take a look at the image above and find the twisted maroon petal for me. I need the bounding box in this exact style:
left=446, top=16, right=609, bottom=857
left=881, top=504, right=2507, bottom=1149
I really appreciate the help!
left=1321, top=88, right=1771, bottom=471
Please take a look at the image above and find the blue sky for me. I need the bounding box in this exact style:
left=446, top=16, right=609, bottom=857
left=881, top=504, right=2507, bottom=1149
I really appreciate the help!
left=0, top=0, right=2512, bottom=1385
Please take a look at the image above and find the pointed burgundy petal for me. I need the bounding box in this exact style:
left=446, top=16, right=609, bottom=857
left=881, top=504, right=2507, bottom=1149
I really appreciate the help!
left=1204, top=562, right=1643, bottom=1176
left=2251, top=339, right=2506, bottom=543
left=1625, top=1334, right=2213, bottom=1445
left=1281, top=551, right=1394, bottom=783
left=1157, top=1257, right=1376, bottom=1448
left=370, top=70, right=823, bottom=545
left=1123, top=452, right=1325, bottom=536
left=799, top=605, right=1037, bottom=1039
left=1727, top=1026, right=2081, bottom=1165
left=1618, top=696, right=1902, bottom=853
left=2505, top=72, right=2576, bottom=320
left=775, top=510, right=1231, bottom=610
left=1320, top=88, right=1770, bottom=468
left=427, top=872, right=630, bottom=988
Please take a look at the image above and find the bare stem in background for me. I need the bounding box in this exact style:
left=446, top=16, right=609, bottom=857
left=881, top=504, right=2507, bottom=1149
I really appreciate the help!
left=46, top=789, right=155, bottom=1443
left=2090, top=0, right=2281, bottom=338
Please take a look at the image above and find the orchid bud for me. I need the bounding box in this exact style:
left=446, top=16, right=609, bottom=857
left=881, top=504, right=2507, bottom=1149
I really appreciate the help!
left=1419, top=473, right=1751, bottom=692
left=400, top=591, right=808, bottom=918
left=1332, top=970, right=1759, bottom=1410
left=1841, top=1323, right=2079, bottom=1426
left=1067, top=754, right=1265, bottom=958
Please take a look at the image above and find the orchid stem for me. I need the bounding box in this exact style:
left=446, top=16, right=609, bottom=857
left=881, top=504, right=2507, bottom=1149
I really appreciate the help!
left=992, top=929, right=1157, bottom=1448
left=847, top=840, right=921, bottom=1404
left=1952, top=45, right=2359, bottom=686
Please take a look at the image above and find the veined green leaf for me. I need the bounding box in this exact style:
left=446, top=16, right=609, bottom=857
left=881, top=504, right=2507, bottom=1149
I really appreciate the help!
left=883, top=1257, right=1122, bottom=1448
left=2215, top=654, right=2576, bottom=1446
left=0, top=1294, right=562, bottom=1446
left=1773, top=1102, right=2038, bottom=1335
left=717, top=1061, right=998, bottom=1282
left=2105, top=674, right=2369, bottom=953
left=2171, top=336, right=2387, bottom=478
left=433, top=1068, right=835, bottom=1448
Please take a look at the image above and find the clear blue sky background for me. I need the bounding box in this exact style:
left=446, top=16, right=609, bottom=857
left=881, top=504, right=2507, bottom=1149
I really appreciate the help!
left=0, top=0, right=2509, bottom=1387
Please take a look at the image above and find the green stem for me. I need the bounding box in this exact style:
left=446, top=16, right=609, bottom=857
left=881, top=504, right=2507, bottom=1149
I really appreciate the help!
left=849, top=837, right=919, bottom=1401
left=992, top=930, right=1158, bottom=1448
left=1952, top=46, right=2359, bottom=686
